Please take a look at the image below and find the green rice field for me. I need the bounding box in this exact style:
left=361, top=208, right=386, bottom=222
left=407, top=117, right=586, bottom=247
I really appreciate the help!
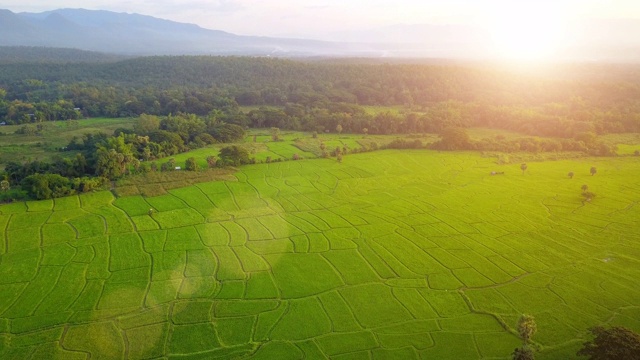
left=0, top=150, right=639, bottom=359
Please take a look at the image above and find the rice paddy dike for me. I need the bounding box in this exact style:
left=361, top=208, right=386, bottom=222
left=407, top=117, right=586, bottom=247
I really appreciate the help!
left=0, top=149, right=639, bottom=359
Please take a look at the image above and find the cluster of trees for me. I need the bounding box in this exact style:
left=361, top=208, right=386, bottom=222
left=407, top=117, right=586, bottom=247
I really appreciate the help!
left=0, top=88, right=83, bottom=123
left=509, top=315, right=640, bottom=360
left=244, top=101, right=640, bottom=138
left=1, top=56, right=640, bottom=137
left=2, top=113, right=245, bottom=200
left=430, top=127, right=617, bottom=155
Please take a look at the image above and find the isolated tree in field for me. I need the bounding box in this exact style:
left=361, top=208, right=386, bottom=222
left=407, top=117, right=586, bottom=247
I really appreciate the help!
left=520, top=163, right=528, bottom=175
left=0, top=180, right=9, bottom=192
left=219, top=145, right=250, bottom=166
left=577, top=326, right=640, bottom=360
left=568, top=171, right=574, bottom=179
left=512, top=346, right=535, bottom=360
left=517, top=314, right=537, bottom=345
left=512, top=314, right=537, bottom=360
left=590, top=166, right=597, bottom=176
left=320, top=142, right=328, bottom=158
left=581, top=184, right=589, bottom=193
left=434, top=127, right=472, bottom=150
left=185, top=157, right=197, bottom=171
left=270, top=127, right=280, bottom=141
left=336, top=124, right=343, bottom=134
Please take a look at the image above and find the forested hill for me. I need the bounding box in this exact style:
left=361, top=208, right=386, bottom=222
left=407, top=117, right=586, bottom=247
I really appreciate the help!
left=1, top=56, right=640, bottom=136
left=0, top=46, right=128, bottom=64
left=3, top=55, right=640, bottom=101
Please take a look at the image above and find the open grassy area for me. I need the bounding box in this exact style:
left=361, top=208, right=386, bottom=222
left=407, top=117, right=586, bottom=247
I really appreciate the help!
left=154, top=130, right=433, bottom=168
left=0, top=118, right=134, bottom=168
left=1, top=149, right=639, bottom=359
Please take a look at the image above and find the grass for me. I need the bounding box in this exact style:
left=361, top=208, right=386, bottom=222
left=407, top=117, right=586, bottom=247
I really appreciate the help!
left=0, top=118, right=134, bottom=168
left=1, top=149, right=640, bottom=359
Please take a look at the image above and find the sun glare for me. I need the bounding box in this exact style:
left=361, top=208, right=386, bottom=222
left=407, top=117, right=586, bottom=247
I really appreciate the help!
left=485, top=3, right=570, bottom=61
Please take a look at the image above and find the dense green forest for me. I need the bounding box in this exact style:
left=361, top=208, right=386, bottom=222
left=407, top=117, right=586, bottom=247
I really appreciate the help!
left=1, top=53, right=639, bottom=200
left=1, top=55, right=640, bottom=137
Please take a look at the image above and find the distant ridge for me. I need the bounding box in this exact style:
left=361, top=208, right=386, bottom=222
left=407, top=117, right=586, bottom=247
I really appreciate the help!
left=0, top=8, right=371, bottom=57
left=0, top=46, right=128, bottom=64
left=0, top=8, right=639, bottom=61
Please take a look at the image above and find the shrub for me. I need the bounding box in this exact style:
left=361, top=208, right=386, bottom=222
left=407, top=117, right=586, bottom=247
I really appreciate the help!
left=185, top=157, right=198, bottom=171
left=219, top=145, right=251, bottom=166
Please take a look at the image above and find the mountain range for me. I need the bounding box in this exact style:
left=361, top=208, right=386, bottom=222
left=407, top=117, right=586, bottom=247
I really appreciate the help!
left=1, top=8, right=640, bottom=61
left=0, top=8, right=374, bottom=57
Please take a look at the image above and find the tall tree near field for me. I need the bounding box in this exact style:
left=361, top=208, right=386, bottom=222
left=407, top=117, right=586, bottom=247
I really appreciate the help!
left=577, top=326, right=640, bottom=360
left=320, top=142, right=328, bottom=158
left=581, top=184, right=589, bottom=193
left=134, top=114, right=160, bottom=135
left=520, top=163, right=528, bottom=175
left=590, top=166, right=597, bottom=176
left=512, top=346, right=535, bottom=360
left=517, top=314, right=537, bottom=344
left=185, top=157, right=198, bottom=171
left=219, top=145, right=250, bottom=166
left=434, top=127, right=473, bottom=150
left=363, top=128, right=368, bottom=137
left=95, top=134, right=135, bottom=179
left=270, top=127, right=280, bottom=141
left=568, top=171, right=574, bottom=179
left=512, top=314, right=537, bottom=360
left=336, top=124, right=343, bottom=134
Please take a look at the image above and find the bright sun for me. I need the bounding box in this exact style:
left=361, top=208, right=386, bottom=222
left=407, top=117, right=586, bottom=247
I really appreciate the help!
left=485, top=3, right=569, bottom=61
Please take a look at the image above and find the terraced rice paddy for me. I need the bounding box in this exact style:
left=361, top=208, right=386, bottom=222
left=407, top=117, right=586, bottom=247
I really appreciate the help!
left=0, top=150, right=639, bottom=359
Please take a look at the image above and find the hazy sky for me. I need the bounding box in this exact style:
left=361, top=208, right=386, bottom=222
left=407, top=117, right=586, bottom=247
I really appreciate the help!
left=3, top=0, right=640, bottom=39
